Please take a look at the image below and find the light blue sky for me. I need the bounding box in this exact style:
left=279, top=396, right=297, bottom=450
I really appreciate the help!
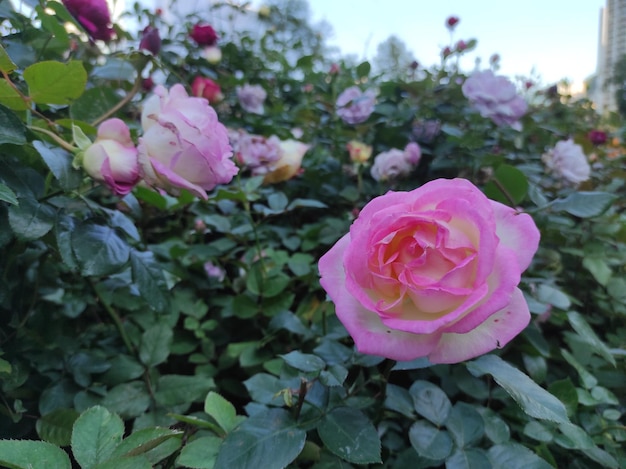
left=302, top=0, right=605, bottom=86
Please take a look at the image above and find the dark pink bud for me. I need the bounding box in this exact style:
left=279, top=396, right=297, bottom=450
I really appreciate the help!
left=139, top=26, right=161, bottom=55
left=588, top=130, right=607, bottom=146
left=455, top=40, right=467, bottom=52
left=142, top=77, right=155, bottom=91
left=409, top=60, right=419, bottom=70
left=446, top=16, right=459, bottom=29
left=62, top=0, right=114, bottom=42
left=442, top=46, right=452, bottom=58
left=190, top=23, right=218, bottom=46
left=329, top=63, right=340, bottom=75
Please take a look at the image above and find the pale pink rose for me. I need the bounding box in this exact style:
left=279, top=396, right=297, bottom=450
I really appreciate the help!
left=82, top=118, right=139, bottom=195
left=263, top=139, right=310, bottom=184
left=234, top=133, right=282, bottom=174
left=542, top=139, right=591, bottom=184
left=462, top=70, right=527, bottom=128
left=138, top=84, right=238, bottom=200
left=336, top=86, right=376, bottom=125
left=318, top=178, right=540, bottom=364
left=236, top=84, right=267, bottom=115
left=370, top=148, right=413, bottom=181
left=403, top=142, right=422, bottom=164
left=204, top=261, right=225, bottom=281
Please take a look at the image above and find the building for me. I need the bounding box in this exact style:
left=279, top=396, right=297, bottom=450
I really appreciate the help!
left=591, top=0, right=626, bottom=113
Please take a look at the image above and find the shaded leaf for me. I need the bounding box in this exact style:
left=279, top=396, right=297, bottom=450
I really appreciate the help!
left=0, top=439, right=71, bottom=469
left=318, top=407, right=381, bottom=464
left=71, top=406, right=125, bottom=469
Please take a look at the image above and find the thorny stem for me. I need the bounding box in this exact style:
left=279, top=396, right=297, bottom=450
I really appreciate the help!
left=293, top=378, right=309, bottom=420
left=91, top=73, right=144, bottom=126
left=28, top=125, right=78, bottom=152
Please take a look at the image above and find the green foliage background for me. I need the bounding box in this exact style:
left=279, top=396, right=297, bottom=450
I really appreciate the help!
left=0, top=1, right=625, bottom=468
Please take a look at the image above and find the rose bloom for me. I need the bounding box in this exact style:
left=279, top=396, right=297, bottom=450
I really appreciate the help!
left=82, top=118, right=139, bottom=196
left=587, top=130, right=607, bottom=146
left=370, top=146, right=417, bottom=182
left=263, top=140, right=310, bottom=184
left=137, top=84, right=238, bottom=199
left=336, top=86, right=377, bottom=125
left=191, top=76, right=223, bottom=103
left=189, top=23, right=218, bottom=46
left=462, top=70, right=527, bottom=128
left=236, top=84, right=267, bottom=115
left=346, top=140, right=372, bottom=163
left=318, top=178, right=540, bottom=363
left=62, top=0, right=114, bottom=42
left=139, top=25, right=161, bottom=55
left=234, top=133, right=282, bottom=173
left=542, top=139, right=591, bottom=184
left=403, top=142, right=422, bottom=164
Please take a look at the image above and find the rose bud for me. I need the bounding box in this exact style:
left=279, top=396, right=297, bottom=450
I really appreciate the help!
left=190, top=23, right=218, bottom=46
left=62, top=0, right=114, bottom=42
left=139, top=25, right=161, bottom=55
left=446, top=16, right=460, bottom=29
left=191, top=76, right=224, bottom=103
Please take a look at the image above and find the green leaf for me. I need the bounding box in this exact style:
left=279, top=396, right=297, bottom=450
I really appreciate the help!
left=561, top=349, right=598, bottom=389
left=204, top=392, right=239, bottom=433
left=36, top=408, right=79, bottom=446
left=487, top=442, right=552, bottom=469
left=0, top=43, right=17, bottom=72
left=154, top=375, right=215, bottom=408
left=71, top=406, right=125, bottom=469
left=8, top=196, right=55, bottom=241
left=555, top=422, right=594, bottom=450
left=90, top=456, right=152, bottom=469
left=445, top=402, right=484, bottom=448
left=356, top=61, right=371, bottom=78
left=523, top=421, right=554, bottom=442
left=101, top=382, right=151, bottom=419
left=446, top=448, right=492, bottom=469
left=317, top=407, right=381, bottom=464
left=0, top=103, right=26, bottom=144
left=536, top=284, right=571, bottom=310
left=0, top=182, right=18, bottom=205
left=467, top=355, right=569, bottom=424
left=70, top=86, right=126, bottom=123
left=214, top=408, right=306, bottom=469
left=280, top=351, right=325, bottom=373
left=109, top=427, right=183, bottom=459
left=409, top=380, right=451, bottom=426
left=176, top=436, right=222, bottom=468
left=551, top=191, right=617, bottom=218
left=484, top=164, right=528, bottom=205
left=0, top=80, right=28, bottom=110
left=408, top=420, right=453, bottom=461
left=23, top=60, right=87, bottom=104
left=582, top=256, right=612, bottom=286
left=33, top=140, right=82, bottom=190
left=139, top=324, right=173, bottom=367
left=130, top=250, right=170, bottom=313
left=582, top=446, right=619, bottom=469
left=55, top=214, right=78, bottom=270
left=567, top=311, right=616, bottom=365
left=0, top=439, right=71, bottom=469
left=476, top=408, right=510, bottom=444
left=547, top=378, right=578, bottom=417
left=71, top=222, right=130, bottom=276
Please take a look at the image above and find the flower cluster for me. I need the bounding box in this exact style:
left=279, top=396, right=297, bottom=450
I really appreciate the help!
left=462, top=70, right=527, bottom=128
left=336, top=86, right=377, bottom=125
left=370, top=142, right=422, bottom=181
left=80, top=84, right=238, bottom=199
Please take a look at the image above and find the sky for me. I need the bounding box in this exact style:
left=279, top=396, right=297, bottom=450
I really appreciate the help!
left=302, top=0, right=605, bottom=87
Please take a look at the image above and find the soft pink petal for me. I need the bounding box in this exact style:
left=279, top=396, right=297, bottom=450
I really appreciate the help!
left=149, top=157, right=208, bottom=199
left=428, top=288, right=530, bottom=364
left=491, top=201, right=540, bottom=272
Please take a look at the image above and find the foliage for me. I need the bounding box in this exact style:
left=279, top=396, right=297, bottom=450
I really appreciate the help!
left=0, top=1, right=625, bottom=468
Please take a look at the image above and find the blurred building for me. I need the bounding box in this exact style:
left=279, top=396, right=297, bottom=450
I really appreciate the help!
left=591, top=0, right=626, bottom=113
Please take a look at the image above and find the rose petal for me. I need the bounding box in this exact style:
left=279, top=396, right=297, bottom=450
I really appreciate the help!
left=491, top=201, right=540, bottom=272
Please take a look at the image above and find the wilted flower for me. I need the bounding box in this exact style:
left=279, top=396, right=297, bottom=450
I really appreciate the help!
left=588, top=130, right=607, bottom=146
left=263, top=140, right=310, bottom=184
left=237, top=84, right=267, bottom=115
left=190, top=23, right=218, bottom=46
left=542, top=139, right=591, bottom=184
left=346, top=140, right=372, bottom=163
left=191, top=76, right=223, bottom=103
left=81, top=118, right=139, bottom=195
left=62, top=0, right=114, bottom=42
left=336, top=86, right=376, bottom=125
left=462, top=69, right=527, bottom=128
left=446, top=16, right=460, bottom=29
left=138, top=84, right=238, bottom=199
left=139, top=25, right=161, bottom=55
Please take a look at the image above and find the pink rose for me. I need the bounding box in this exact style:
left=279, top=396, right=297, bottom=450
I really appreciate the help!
left=236, top=84, right=267, bottom=115
left=263, top=139, right=310, bottom=184
left=189, top=23, right=218, bottom=46
left=462, top=70, right=527, bottom=128
left=336, top=86, right=376, bottom=125
left=234, top=132, right=282, bottom=173
left=62, top=0, right=114, bottom=42
left=138, top=84, right=238, bottom=199
left=541, top=139, right=591, bottom=184
left=191, top=76, right=223, bottom=103
left=370, top=145, right=418, bottom=182
left=318, top=178, right=540, bottom=364
left=82, top=118, right=139, bottom=195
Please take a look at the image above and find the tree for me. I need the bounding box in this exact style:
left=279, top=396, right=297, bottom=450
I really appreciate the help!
left=372, top=34, right=416, bottom=80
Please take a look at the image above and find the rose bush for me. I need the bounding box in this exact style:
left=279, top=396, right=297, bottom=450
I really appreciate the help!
left=319, top=178, right=540, bottom=363
left=137, top=84, right=238, bottom=199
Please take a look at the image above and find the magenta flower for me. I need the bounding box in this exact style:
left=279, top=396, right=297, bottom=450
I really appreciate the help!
left=62, top=0, right=114, bottom=42
left=462, top=70, right=527, bottom=128
left=336, top=86, right=377, bottom=125
left=446, top=16, right=460, bottom=29
left=588, top=130, right=607, bottom=146
left=318, top=178, right=540, bottom=363
left=190, top=23, right=218, bottom=46
left=139, top=25, right=161, bottom=55
left=236, top=84, right=267, bottom=115
left=82, top=118, right=139, bottom=196
left=138, top=84, right=238, bottom=199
